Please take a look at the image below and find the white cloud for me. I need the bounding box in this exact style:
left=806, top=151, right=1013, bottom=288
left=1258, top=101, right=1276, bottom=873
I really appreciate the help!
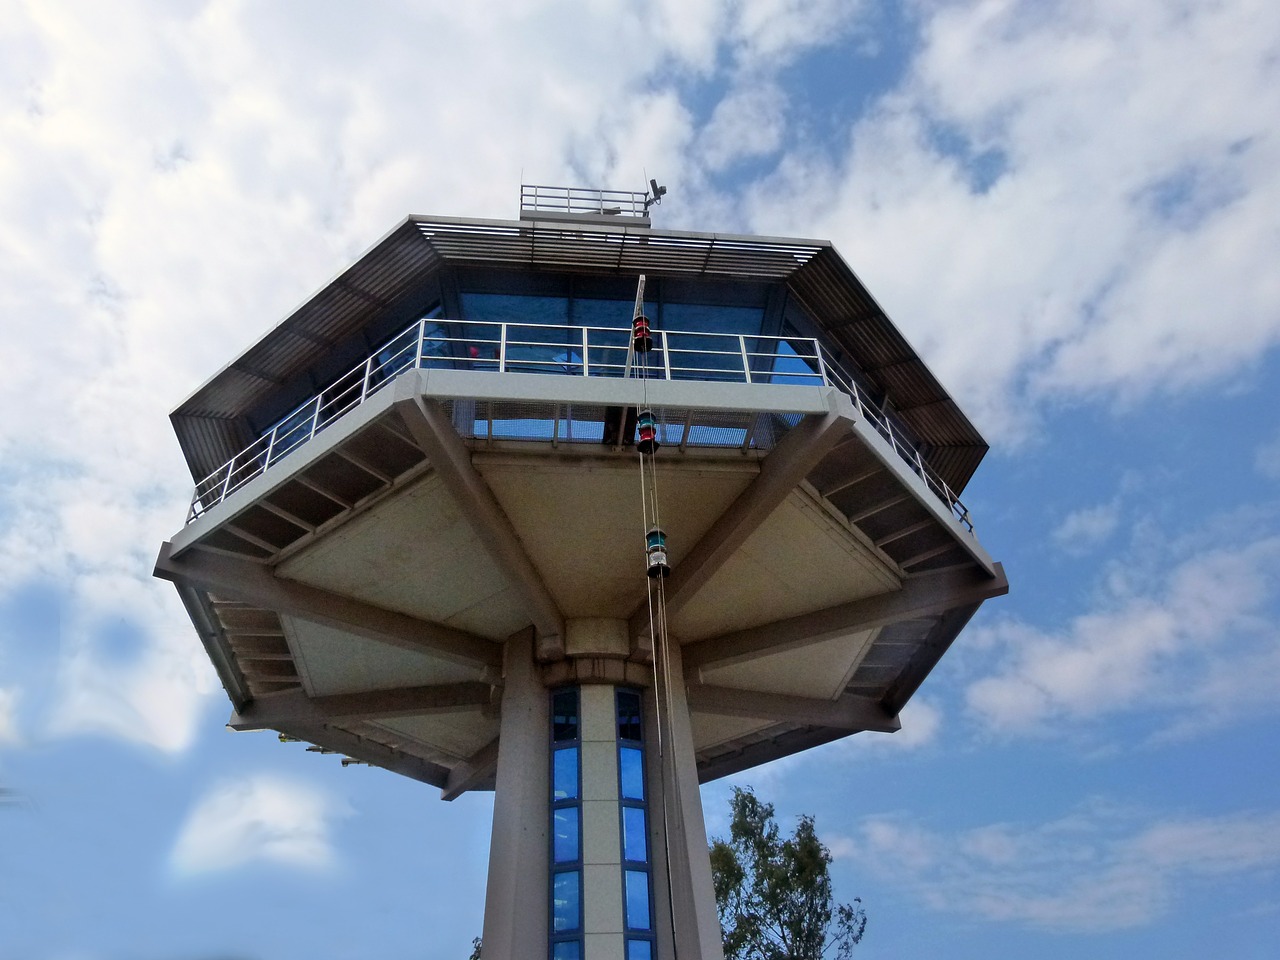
left=0, top=687, right=20, bottom=744
left=965, top=534, right=1280, bottom=734
left=841, top=696, right=942, bottom=753
left=735, top=0, right=1280, bottom=442
left=1257, top=430, right=1280, bottom=480
left=1052, top=500, right=1121, bottom=553
left=697, top=83, right=789, bottom=173
left=857, top=805, right=1280, bottom=932
left=170, top=774, right=350, bottom=876
left=729, top=0, right=866, bottom=66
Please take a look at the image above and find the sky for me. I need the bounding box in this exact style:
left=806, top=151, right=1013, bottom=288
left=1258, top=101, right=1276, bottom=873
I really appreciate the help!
left=1, top=0, right=1279, bottom=957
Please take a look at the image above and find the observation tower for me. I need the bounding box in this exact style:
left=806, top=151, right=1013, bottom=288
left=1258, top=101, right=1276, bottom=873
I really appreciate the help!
left=155, top=184, right=1006, bottom=960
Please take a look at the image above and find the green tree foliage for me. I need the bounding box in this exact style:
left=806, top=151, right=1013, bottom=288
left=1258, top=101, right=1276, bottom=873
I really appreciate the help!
left=709, top=787, right=866, bottom=960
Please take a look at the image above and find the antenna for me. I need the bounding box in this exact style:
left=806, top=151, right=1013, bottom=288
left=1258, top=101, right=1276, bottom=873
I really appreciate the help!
left=644, top=177, right=668, bottom=211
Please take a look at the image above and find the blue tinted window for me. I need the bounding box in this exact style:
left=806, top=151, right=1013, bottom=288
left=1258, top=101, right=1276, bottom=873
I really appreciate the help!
left=554, top=807, right=580, bottom=863
left=574, top=297, right=633, bottom=329
left=662, top=302, right=764, bottom=336
left=552, top=942, right=582, bottom=960
left=624, top=870, right=651, bottom=930
left=553, top=747, right=579, bottom=801
left=626, top=940, right=653, bottom=960
left=619, top=746, right=644, bottom=801
left=553, top=871, right=581, bottom=932
left=623, top=806, right=648, bottom=863
left=462, top=293, right=569, bottom=326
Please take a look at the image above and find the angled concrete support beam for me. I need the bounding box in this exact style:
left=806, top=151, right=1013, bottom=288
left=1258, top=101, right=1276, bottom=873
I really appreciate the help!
left=685, top=683, right=900, bottom=733
left=684, top=562, right=1008, bottom=672
left=155, top=541, right=502, bottom=670
left=629, top=411, right=848, bottom=643
left=697, top=726, right=853, bottom=785
left=228, top=682, right=492, bottom=731
left=395, top=394, right=566, bottom=659
left=275, top=721, right=451, bottom=789
left=442, top=735, right=501, bottom=801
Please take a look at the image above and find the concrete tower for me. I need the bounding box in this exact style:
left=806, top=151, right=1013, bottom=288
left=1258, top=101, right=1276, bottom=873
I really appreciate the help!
left=156, top=185, right=1006, bottom=960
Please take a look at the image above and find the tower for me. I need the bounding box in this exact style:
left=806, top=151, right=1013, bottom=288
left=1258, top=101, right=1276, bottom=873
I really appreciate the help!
left=156, top=184, right=1006, bottom=960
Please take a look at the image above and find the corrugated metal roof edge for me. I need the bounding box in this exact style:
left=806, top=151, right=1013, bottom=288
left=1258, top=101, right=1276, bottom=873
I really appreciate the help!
left=171, top=217, right=431, bottom=418
left=793, top=247, right=990, bottom=488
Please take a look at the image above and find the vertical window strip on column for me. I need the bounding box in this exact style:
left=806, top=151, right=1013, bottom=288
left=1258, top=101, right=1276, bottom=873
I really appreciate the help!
left=616, top=688, right=656, bottom=960
left=550, top=687, right=582, bottom=960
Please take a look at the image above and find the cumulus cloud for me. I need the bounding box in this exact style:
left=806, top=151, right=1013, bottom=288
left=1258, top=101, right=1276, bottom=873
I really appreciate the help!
left=0, top=687, right=20, bottom=744
left=1257, top=430, right=1280, bottom=480
left=1052, top=500, right=1121, bottom=554
left=856, top=805, right=1280, bottom=932
left=736, top=0, right=1280, bottom=441
left=697, top=83, right=789, bottom=173
left=965, top=534, right=1280, bottom=734
left=170, top=774, right=350, bottom=876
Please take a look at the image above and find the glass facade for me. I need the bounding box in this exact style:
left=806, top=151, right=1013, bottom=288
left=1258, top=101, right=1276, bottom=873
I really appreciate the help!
left=617, top=689, right=656, bottom=959
left=548, top=686, right=658, bottom=959
left=550, top=689, right=582, bottom=957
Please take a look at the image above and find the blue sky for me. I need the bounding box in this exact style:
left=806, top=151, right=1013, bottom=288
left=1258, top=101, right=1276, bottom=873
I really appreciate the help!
left=2, top=1, right=1279, bottom=957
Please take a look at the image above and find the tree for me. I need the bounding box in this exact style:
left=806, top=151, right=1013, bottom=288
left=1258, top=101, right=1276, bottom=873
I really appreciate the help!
left=709, top=787, right=866, bottom=960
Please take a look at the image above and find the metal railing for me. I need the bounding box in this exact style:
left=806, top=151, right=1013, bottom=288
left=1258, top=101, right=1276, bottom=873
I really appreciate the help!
left=520, top=184, right=649, bottom=219
left=187, top=318, right=972, bottom=532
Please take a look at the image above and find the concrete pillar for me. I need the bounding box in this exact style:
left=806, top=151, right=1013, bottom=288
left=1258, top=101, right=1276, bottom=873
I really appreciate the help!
left=481, top=628, right=549, bottom=959
left=653, top=644, right=725, bottom=960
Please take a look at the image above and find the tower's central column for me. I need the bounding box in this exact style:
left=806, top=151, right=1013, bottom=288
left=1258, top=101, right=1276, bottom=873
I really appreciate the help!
left=481, top=620, right=724, bottom=960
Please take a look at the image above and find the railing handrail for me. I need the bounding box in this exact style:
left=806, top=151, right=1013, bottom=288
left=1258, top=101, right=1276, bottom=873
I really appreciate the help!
left=520, top=183, right=649, bottom=218
left=186, top=317, right=972, bottom=533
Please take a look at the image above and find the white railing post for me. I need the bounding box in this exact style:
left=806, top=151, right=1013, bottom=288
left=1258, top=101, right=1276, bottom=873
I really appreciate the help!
left=815, top=341, right=829, bottom=386
left=499, top=323, right=508, bottom=373
left=416, top=317, right=427, bottom=367
left=739, top=335, right=752, bottom=384
left=661, top=331, right=672, bottom=380
left=308, top=394, right=323, bottom=440
left=581, top=326, right=590, bottom=376
left=360, top=355, right=373, bottom=401
left=264, top=426, right=278, bottom=468
left=218, top=457, right=235, bottom=505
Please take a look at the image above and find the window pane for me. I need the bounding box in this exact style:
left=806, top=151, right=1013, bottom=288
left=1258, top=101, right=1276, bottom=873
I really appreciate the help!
left=552, top=941, right=582, bottom=960
left=626, top=940, right=653, bottom=960
left=616, top=689, right=643, bottom=742
left=552, top=689, right=579, bottom=742
left=574, top=296, right=633, bottom=329
left=625, top=870, right=651, bottom=930
left=663, top=302, right=764, bottom=336
left=553, top=747, right=579, bottom=801
left=553, top=871, right=581, bottom=932
left=619, top=746, right=644, bottom=801
left=462, top=292, right=569, bottom=326
left=554, top=807, right=580, bottom=863
left=623, top=806, right=648, bottom=863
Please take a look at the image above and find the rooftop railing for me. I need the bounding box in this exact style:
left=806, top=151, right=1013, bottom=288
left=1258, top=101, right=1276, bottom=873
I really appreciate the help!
left=520, top=184, right=650, bottom=219
left=187, top=318, right=973, bottom=533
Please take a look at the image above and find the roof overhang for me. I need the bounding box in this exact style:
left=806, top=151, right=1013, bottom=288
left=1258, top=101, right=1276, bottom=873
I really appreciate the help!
left=171, top=215, right=988, bottom=492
